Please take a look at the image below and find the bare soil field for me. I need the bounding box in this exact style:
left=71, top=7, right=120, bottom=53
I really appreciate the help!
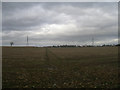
left=2, top=47, right=119, bottom=88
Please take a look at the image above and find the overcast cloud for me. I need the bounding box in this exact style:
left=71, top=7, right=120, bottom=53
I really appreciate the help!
left=2, top=2, right=118, bottom=46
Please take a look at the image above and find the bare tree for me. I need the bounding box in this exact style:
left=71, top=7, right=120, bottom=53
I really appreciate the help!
left=10, top=42, right=14, bottom=47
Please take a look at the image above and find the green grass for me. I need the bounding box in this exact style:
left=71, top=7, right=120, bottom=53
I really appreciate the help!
left=2, top=47, right=118, bottom=88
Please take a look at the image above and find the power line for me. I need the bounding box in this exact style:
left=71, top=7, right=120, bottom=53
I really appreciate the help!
left=92, top=36, right=94, bottom=46
left=91, top=33, right=94, bottom=46
left=27, top=35, right=29, bottom=46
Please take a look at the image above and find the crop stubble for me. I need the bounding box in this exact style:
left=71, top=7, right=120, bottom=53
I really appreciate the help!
left=2, top=47, right=118, bottom=88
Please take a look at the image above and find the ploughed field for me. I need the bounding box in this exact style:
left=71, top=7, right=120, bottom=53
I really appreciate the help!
left=2, top=47, right=118, bottom=88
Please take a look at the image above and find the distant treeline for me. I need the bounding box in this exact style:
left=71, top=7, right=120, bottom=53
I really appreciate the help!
left=47, top=44, right=120, bottom=48
left=3, top=44, right=120, bottom=48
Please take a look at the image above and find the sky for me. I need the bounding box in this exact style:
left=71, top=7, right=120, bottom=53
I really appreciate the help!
left=2, top=2, right=118, bottom=46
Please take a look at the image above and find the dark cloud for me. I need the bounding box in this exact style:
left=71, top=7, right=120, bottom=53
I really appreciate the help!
left=2, top=2, right=118, bottom=46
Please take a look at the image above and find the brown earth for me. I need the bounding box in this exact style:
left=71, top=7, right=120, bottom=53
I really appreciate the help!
left=2, top=47, right=119, bottom=88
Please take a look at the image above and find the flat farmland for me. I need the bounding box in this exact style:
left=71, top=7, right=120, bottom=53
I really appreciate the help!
left=2, top=47, right=118, bottom=88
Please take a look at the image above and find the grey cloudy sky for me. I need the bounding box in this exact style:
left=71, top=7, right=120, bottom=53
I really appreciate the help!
left=2, top=2, right=118, bottom=46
